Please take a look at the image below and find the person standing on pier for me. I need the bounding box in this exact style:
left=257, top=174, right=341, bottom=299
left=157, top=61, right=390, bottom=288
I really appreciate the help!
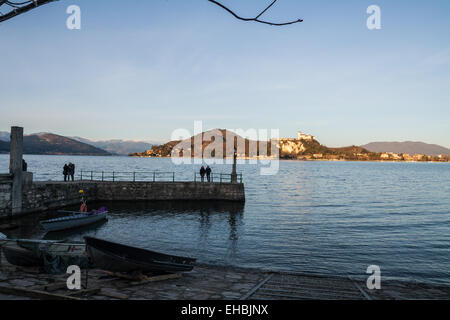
left=63, top=164, right=69, bottom=182
left=206, top=165, right=212, bottom=182
left=69, top=162, right=75, bottom=181
left=200, top=166, right=206, bottom=182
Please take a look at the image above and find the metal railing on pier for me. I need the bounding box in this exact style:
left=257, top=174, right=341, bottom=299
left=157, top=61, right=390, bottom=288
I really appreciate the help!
left=80, top=171, right=176, bottom=182
left=194, top=172, right=243, bottom=184
left=79, top=170, right=243, bottom=183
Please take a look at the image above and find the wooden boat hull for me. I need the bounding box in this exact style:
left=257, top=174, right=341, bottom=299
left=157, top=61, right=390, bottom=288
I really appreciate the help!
left=2, top=241, right=88, bottom=271
left=40, top=212, right=108, bottom=232
left=85, top=237, right=196, bottom=273
left=2, top=242, right=43, bottom=267
left=17, top=241, right=86, bottom=257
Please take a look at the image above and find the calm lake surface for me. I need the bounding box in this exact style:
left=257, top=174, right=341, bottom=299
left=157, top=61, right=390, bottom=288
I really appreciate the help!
left=1, top=154, right=449, bottom=285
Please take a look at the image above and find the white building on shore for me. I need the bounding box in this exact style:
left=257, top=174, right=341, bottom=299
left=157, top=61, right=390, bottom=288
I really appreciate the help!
left=297, top=131, right=316, bottom=141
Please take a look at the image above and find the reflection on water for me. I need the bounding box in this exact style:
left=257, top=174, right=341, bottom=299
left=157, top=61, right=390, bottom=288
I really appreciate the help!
left=1, top=155, right=450, bottom=285
left=8, top=200, right=245, bottom=263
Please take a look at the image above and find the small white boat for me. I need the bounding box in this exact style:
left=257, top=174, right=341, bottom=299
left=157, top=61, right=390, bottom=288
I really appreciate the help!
left=40, top=208, right=108, bottom=232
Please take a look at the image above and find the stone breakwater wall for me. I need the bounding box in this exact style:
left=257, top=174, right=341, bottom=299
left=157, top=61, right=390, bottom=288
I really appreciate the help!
left=97, top=181, right=245, bottom=201
left=20, top=182, right=99, bottom=216
left=0, top=181, right=245, bottom=218
left=0, top=175, right=12, bottom=218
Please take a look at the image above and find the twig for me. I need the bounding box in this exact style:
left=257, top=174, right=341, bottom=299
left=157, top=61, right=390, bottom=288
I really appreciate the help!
left=208, top=0, right=303, bottom=26
left=1, top=0, right=303, bottom=26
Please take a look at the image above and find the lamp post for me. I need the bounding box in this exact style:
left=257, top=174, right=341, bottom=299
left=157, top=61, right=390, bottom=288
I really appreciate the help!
left=231, top=147, right=237, bottom=183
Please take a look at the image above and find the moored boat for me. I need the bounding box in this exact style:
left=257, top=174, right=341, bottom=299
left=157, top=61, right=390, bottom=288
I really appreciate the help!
left=84, top=236, right=196, bottom=273
left=1, top=239, right=87, bottom=270
left=0, top=233, right=62, bottom=267
left=17, top=240, right=87, bottom=257
left=2, top=242, right=42, bottom=267
left=40, top=208, right=108, bottom=232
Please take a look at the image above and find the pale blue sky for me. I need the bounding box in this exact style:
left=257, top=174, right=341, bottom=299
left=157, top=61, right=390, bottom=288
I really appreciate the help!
left=1, top=0, right=449, bottom=147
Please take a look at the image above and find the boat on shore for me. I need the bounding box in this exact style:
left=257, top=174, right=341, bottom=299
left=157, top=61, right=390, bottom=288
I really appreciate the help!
left=40, top=207, right=108, bottom=232
left=2, top=242, right=43, bottom=267
left=0, top=235, right=62, bottom=249
left=84, top=236, right=196, bottom=274
left=2, top=240, right=87, bottom=268
left=17, top=240, right=87, bottom=257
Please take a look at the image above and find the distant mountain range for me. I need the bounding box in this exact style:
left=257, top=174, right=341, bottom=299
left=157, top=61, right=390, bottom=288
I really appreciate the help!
left=71, top=137, right=153, bottom=156
left=0, top=140, right=9, bottom=153
left=1, top=130, right=448, bottom=157
left=131, top=128, right=374, bottom=160
left=361, top=142, right=450, bottom=156
left=0, top=132, right=10, bottom=142
left=0, top=131, right=154, bottom=155
left=0, top=132, right=111, bottom=156
left=132, top=129, right=259, bottom=158
left=131, top=129, right=450, bottom=162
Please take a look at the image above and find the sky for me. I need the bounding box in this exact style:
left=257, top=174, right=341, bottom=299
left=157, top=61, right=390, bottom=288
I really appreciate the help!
left=1, top=0, right=450, bottom=147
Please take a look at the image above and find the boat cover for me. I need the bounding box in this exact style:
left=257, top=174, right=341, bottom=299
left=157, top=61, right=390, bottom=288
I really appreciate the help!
left=42, top=252, right=91, bottom=274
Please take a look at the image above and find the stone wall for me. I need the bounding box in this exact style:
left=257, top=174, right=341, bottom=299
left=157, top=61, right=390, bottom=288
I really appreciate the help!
left=20, top=182, right=98, bottom=215
left=0, top=181, right=245, bottom=217
left=97, top=182, right=245, bottom=202
left=0, top=178, right=12, bottom=218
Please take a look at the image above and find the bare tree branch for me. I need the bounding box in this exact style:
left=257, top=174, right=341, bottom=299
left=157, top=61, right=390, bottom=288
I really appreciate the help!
left=0, top=0, right=57, bottom=23
left=1, top=0, right=303, bottom=26
left=255, top=0, right=277, bottom=19
left=208, top=0, right=303, bottom=26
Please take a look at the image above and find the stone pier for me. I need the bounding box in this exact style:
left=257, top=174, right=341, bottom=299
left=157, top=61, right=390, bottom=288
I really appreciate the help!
left=0, top=174, right=12, bottom=217
left=9, top=127, right=23, bottom=216
left=0, top=180, right=245, bottom=218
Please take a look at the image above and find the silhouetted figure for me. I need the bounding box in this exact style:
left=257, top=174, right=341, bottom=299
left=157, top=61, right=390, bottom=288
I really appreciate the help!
left=22, top=159, right=27, bottom=172
left=63, top=164, right=69, bottom=182
left=69, top=162, right=75, bottom=181
left=206, top=165, right=212, bottom=182
left=200, top=166, right=206, bottom=182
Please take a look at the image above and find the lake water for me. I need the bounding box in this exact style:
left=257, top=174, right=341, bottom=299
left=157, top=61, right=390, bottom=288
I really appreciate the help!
left=1, top=154, right=450, bottom=285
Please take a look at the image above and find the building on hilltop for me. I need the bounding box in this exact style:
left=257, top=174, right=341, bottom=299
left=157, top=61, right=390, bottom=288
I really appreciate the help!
left=275, top=130, right=317, bottom=143
left=297, top=131, right=316, bottom=141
